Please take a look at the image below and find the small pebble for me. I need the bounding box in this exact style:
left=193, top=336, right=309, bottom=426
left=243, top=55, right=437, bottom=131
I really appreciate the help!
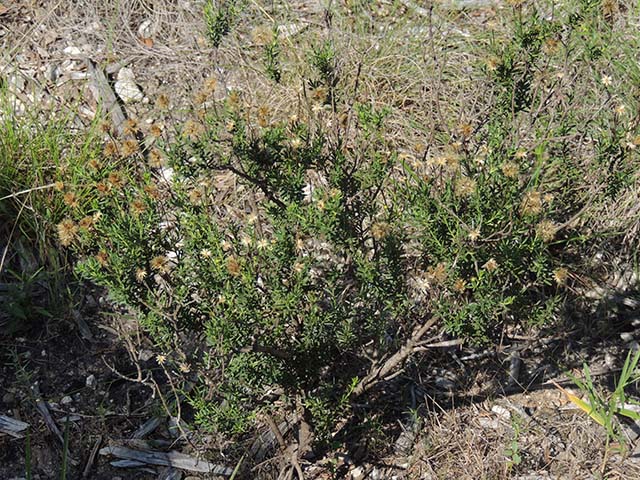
left=61, top=396, right=73, bottom=405
left=86, top=374, right=97, bottom=389
left=621, top=332, right=634, bottom=342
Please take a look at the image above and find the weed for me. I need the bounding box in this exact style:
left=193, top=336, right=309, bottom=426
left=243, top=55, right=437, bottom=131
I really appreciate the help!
left=558, top=348, right=640, bottom=458
left=204, top=0, right=241, bottom=49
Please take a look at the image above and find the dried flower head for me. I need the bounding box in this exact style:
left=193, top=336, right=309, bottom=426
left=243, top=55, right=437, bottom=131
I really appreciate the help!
left=57, top=219, right=78, bottom=246
left=601, top=75, right=613, bottom=87
left=483, top=258, right=498, bottom=272
left=535, top=219, right=557, bottom=242
left=89, top=159, right=102, bottom=170
left=251, top=26, right=274, bottom=45
left=63, top=191, right=79, bottom=208
left=501, top=161, right=519, bottom=179
left=103, top=141, right=119, bottom=158
left=156, top=354, right=167, bottom=365
left=514, top=149, right=527, bottom=160
left=179, top=362, right=191, bottom=373
left=203, top=77, right=217, bottom=94
left=123, top=119, right=140, bottom=135
left=148, top=149, right=164, bottom=168
left=99, top=120, right=112, bottom=134
left=427, top=262, right=448, bottom=285
left=149, top=123, right=163, bottom=138
left=257, top=105, right=271, bottom=128
left=455, top=176, right=476, bottom=197
left=121, top=139, right=139, bottom=157
left=453, top=278, right=467, bottom=293
left=150, top=255, right=171, bottom=274
left=143, top=183, right=160, bottom=200
left=78, top=215, right=94, bottom=230
left=289, top=137, right=302, bottom=150
left=96, top=181, right=111, bottom=195
left=200, top=249, right=212, bottom=258
left=371, top=222, right=390, bottom=240
left=54, top=181, right=65, bottom=192
left=131, top=198, right=146, bottom=216
left=156, top=94, right=170, bottom=110
left=520, top=190, right=543, bottom=216
left=311, top=86, right=328, bottom=103
left=553, top=267, right=569, bottom=285
left=226, top=256, right=241, bottom=276
left=135, top=268, right=147, bottom=282
left=468, top=228, right=481, bottom=242
left=183, top=120, right=204, bottom=140
left=458, top=123, right=473, bottom=139
left=95, top=250, right=109, bottom=267
left=108, top=171, right=127, bottom=189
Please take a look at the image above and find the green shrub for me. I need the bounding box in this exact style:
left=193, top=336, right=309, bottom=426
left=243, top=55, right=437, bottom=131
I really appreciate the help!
left=57, top=0, right=640, bottom=442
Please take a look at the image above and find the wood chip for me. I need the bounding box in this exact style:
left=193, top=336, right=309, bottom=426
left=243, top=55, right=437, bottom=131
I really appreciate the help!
left=0, top=414, right=29, bottom=437
left=99, top=446, right=233, bottom=475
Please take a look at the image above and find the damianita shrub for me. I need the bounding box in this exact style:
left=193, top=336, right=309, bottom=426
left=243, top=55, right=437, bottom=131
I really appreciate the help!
left=58, top=2, right=639, bottom=438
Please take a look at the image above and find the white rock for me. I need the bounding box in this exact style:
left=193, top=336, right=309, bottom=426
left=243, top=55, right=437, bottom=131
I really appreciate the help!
left=491, top=405, right=511, bottom=420
left=137, top=19, right=158, bottom=39
left=61, top=396, right=73, bottom=405
left=86, top=374, right=97, bottom=389
left=115, top=67, right=143, bottom=103
left=63, top=46, right=82, bottom=56
left=621, top=332, right=634, bottom=342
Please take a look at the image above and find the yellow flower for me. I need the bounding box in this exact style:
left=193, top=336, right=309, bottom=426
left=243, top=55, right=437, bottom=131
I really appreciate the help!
left=57, top=219, right=78, bottom=246
left=179, top=362, right=191, bottom=373
left=601, top=75, right=613, bottom=87
left=156, top=354, right=167, bottom=365
left=200, top=249, right=212, bottom=258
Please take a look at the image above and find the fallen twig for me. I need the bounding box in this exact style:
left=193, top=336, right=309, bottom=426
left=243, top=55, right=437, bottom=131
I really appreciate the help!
left=99, top=445, right=234, bottom=475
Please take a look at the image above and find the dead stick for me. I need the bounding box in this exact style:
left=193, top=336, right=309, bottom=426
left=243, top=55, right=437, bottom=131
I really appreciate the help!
left=82, top=435, right=102, bottom=478
left=352, top=316, right=438, bottom=398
